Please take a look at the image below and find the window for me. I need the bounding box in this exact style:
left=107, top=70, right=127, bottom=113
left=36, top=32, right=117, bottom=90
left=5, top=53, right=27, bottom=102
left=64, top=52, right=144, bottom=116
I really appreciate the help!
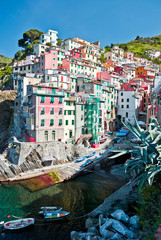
left=81, top=115, right=83, bottom=120
left=66, top=120, right=68, bottom=125
left=53, top=58, right=55, bottom=60
left=59, top=119, right=62, bottom=126
left=83, top=85, right=85, bottom=89
left=68, top=110, right=71, bottom=115
left=73, top=110, right=75, bottom=115
left=59, top=108, right=62, bottom=114
left=52, top=88, right=55, bottom=94
left=41, top=107, right=45, bottom=114
left=38, top=86, right=41, bottom=90
left=52, top=131, right=55, bottom=140
left=81, top=105, right=83, bottom=111
left=127, top=98, right=129, bottom=102
left=50, top=108, right=54, bottom=114
left=59, top=97, right=63, bottom=103
left=126, top=112, right=128, bottom=118
left=127, top=105, right=129, bottom=108
left=41, top=119, right=45, bottom=126
left=58, top=57, right=60, bottom=61
left=69, top=130, right=72, bottom=138
left=67, top=93, right=70, bottom=98
left=50, top=97, right=54, bottom=103
left=50, top=119, right=54, bottom=126
left=121, top=92, right=123, bottom=96
left=121, top=105, right=124, bottom=108
left=121, top=99, right=124, bottom=102
left=41, top=96, right=45, bottom=103
left=44, top=131, right=48, bottom=141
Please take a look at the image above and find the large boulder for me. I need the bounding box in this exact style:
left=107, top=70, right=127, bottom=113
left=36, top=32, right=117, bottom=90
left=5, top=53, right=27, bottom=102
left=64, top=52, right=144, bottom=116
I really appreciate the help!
left=100, top=218, right=115, bottom=237
left=112, top=220, right=134, bottom=238
left=129, top=215, right=140, bottom=229
left=111, top=209, right=129, bottom=223
left=101, top=229, right=115, bottom=238
left=99, top=214, right=106, bottom=227
left=111, top=233, right=122, bottom=240
left=70, top=231, right=80, bottom=240
left=88, top=227, right=99, bottom=236
left=85, top=218, right=94, bottom=229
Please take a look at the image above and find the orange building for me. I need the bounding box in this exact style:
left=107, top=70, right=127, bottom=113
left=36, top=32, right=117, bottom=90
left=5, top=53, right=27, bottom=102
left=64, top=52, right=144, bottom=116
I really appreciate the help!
left=135, top=66, right=155, bottom=77
left=102, top=60, right=115, bottom=71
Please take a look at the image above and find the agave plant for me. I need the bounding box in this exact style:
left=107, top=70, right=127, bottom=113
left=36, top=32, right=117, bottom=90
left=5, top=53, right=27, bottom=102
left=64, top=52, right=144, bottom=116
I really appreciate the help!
left=109, top=116, right=161, bottom=189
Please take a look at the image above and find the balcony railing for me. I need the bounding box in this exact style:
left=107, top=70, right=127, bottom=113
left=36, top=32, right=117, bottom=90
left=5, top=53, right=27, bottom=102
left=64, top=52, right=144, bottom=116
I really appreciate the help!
left=33, top=90, right=65, bottom=97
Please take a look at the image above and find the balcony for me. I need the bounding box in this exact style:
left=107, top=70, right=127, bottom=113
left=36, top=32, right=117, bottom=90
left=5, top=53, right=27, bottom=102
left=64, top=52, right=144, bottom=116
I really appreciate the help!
left=33, top=90, right=65, bottom=97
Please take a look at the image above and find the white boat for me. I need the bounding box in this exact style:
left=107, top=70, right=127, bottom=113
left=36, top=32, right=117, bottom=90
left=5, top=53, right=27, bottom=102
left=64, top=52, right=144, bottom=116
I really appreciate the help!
left=4, top=218, right=35, bottom=230
left=44, top=211, right=69, bottom=219
left=39, top=206, right=62, bottom=214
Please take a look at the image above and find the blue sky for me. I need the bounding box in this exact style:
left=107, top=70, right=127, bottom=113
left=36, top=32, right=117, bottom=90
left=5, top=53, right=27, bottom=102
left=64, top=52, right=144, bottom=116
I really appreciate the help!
left=1, top=0, right=161, bottom=58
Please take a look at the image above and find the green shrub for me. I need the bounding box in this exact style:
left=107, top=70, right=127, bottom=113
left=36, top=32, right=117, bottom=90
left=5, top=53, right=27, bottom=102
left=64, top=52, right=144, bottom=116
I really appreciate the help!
left=135, top=183, right=161, bottom=239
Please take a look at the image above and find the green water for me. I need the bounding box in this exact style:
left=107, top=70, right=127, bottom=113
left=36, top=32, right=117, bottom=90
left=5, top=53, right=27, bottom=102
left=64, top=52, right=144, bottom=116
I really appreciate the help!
left=0, top=168, right=127, bottom=240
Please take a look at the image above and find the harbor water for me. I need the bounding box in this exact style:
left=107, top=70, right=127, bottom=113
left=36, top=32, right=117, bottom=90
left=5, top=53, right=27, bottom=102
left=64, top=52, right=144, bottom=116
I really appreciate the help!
left=0, top=166, right=127, bottom=240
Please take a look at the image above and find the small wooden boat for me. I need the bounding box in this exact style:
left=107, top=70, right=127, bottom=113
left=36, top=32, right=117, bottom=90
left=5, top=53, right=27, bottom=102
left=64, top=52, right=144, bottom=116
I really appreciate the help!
left=39, top=206, right=62, bottom=214
left=44, top=211, right=69, bottom=219
left=4, top=218, right=34, bottom=230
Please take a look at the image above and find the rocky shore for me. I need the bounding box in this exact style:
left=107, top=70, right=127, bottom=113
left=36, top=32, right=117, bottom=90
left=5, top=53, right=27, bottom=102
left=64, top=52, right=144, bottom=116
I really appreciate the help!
left=70, top=181, right=142, bottom=240
left=0, top=135, right=113, bottom=183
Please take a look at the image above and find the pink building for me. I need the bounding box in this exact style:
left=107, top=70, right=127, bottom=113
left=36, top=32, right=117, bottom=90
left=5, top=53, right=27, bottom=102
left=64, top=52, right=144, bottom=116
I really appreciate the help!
left=40, top=50, right=58, bottom=73
left=70, top=48, right=82, bottom=59
left=25, top=85, right=65, bottom=142
left=124, top=52, right=134, bottom=61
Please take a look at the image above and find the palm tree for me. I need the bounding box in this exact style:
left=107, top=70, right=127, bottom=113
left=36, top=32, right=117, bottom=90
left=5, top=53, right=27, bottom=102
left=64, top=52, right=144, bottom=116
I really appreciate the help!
left=109, top=117, right=161, bottom=189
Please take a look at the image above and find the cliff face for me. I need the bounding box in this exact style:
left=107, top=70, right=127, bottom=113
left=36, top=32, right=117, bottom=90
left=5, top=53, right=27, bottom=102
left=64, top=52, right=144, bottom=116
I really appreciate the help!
left=0, top=91, right=17, bottom=153
left=0, top=138, right=76, bottom=181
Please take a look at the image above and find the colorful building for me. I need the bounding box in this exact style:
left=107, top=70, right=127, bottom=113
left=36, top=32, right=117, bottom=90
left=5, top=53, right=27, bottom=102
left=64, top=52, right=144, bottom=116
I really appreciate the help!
left=25, top=85, right=65, bottom=142
left=39, top=29, right=58, bottom=46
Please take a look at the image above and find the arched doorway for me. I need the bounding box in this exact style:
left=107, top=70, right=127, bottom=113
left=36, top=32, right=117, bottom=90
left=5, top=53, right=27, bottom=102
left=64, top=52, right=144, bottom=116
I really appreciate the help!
left=52, top=130, right=55, bottom=141
left=44, top=131, right=48, bottom=141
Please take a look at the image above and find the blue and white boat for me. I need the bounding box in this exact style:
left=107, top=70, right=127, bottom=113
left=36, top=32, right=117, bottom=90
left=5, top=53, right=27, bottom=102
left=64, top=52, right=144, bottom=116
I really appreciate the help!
left=75, top=156, right=87, bottom=162
left=44, top=211, right=69, bottom=219
left=94, top=154, right=104, bottom=160
left=116, top=132, right=127, bottom=137
left=81, top=159, right=93, bottom=167
left=86, top=152, right=96, bottom=158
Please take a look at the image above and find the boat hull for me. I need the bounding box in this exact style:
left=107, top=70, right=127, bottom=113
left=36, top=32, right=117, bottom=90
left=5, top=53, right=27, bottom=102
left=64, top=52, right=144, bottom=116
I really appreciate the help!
left=44, top=211, right=69, bottom=219
left=4, top=218, right=35, bottom=230
left=39, top=206, right=62, bottom=214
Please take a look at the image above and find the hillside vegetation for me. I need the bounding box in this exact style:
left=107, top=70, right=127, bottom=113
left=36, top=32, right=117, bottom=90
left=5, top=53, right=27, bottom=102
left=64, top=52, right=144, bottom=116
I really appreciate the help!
left=103, top=34, right=161, bottom=64
left=119, top=35, right=161, bottom=53
left=0, top=55, right=12, bottom=68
